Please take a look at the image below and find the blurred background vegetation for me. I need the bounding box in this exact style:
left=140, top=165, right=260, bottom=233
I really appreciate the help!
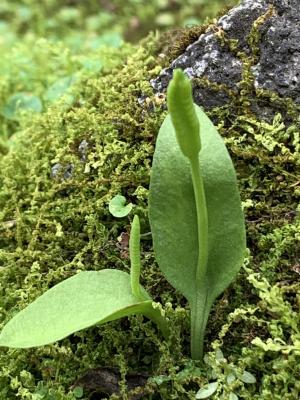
left=0, top=0, right=237, bottom=151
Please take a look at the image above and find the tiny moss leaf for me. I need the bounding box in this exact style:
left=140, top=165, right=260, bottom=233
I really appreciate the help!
left=196, top=381, right=218, bottom=399
left=238, top=371, right=256, bottom=384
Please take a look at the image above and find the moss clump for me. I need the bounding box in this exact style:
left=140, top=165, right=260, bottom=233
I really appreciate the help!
left=0, top=15, right=299, bottom=400
left=0, top=36, right=184, bottom=399
left=0, top=0, right=237, bottom=148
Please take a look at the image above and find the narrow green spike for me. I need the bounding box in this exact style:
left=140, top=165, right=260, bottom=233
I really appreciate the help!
left=129, top=215, right=143, bottom=300
left=167, top=69, right=201, bottom=159
left=167, top=68, right=208, bottom=359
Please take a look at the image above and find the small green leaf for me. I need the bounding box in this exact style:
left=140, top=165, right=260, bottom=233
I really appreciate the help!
left=73, top=386, right=84, bottom=398
left=109, top=195, right=133, bottom=218
left=44, top=76, right=75, bottom=103
left=150, top=375, right=171, bottom=386
left=229, top=392, right=239, bottom=400
left=215, top=348, right=225, bottom=361
left=34, top=382, right=48, bottom=398
left=0, top=270, right=151, bottom=348
left=196, top=382, right=218, bottom=399
left=89, top=32, right=123, bottom=49
left=238, top=370, right=256, bottom=384
left=227, top=373, right=236, bottom=385
left=2, top=93, right=42, bottom=120
left=79, top=57, right=102, bottom=73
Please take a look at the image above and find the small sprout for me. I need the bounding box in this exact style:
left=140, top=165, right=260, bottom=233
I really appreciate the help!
left=109, top=195, right=133, bottom=218
left=196, top=381, right=218, bottom=399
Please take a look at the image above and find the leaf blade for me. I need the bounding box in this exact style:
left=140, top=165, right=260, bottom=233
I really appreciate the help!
left=0, top=270, right=151, bottom=348
left=149, top=105, right=246, bottom=304
left=196, top=381, right=218, bottom=399
left=238, top=371, right=256, bottom=384
left=109, top=195, right=133, bottom=218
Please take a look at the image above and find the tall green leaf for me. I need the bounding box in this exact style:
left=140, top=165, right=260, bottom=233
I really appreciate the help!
left=149, top=105, right=246, bottom=305
left=0, top=270, right=152, bottom=348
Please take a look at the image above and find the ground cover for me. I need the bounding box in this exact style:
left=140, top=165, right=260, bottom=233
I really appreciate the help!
left=0, top=1, right=299, bottom=399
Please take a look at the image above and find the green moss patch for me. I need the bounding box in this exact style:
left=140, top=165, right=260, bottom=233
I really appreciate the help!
left=0, top=22, right=299, bottom=400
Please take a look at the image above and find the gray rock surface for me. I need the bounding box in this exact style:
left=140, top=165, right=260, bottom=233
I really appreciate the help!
left=51, top=163, right=73, bottom=180
left=152, top=0, right=300, bottom=119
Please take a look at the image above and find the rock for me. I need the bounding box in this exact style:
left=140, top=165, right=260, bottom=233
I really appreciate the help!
left=78, top=139, right=89, bottom=162
left=71, top=367, right=149, bottom=400
left=152, top=0, right=300, bottom=120
left=51, top=163, right=73, bottom=180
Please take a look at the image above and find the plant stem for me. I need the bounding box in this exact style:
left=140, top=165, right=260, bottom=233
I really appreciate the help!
left=130, top=216, right=169, bottom=339
left=143, top=304, right=170, bottom=340
left=189, top=154, right=209, bottom=360
left=130, top=215, right=144, bottom=301
left=190, top=291, right=209, bottom=360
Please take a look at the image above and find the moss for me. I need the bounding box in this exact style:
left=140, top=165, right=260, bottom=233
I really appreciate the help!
left=0, top=0, right=237, bottom=147
left=0, top=9, right=299, bottom=400
left=0, top=37, right=133, bottom=143
left=156, top=25, right=210, bottom=64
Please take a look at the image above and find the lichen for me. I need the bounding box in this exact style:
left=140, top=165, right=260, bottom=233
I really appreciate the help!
left=0, top=10, right=299, bottom=400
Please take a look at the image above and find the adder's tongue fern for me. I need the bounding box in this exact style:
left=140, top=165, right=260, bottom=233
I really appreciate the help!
left=0, top=67, right=246, bottom=364
left=167, top=69, right=201, bottom=159
left=167, top=68, right=209, bottom=360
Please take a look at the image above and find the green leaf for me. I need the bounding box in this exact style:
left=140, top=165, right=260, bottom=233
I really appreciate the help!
left=0, top=270, right=151, bottom=348
left=196, top=381, right=218, bottom=399
left=149, top=375, right=172, bottom=386
left=44, top=76, right=75, bottom=103
left=227, top=373, right=236, bottom=385
left=34, top=382, right=48, bottom=398
left=78, top=57, right=102, bottom=73
left=73, top=386, right=84, bottom=398
left=2, top=92, right=42, bottom=120
left=109, top=195, right=133, bottom=218
left=215, top=348, right=225, bottom=361
left=149, top=104, right=246, bottom=305
left=238, top=370, right=256, bottom=384
left=88, top=32, right=123, bottom=50
left=229, top=392, right=239, bottom=400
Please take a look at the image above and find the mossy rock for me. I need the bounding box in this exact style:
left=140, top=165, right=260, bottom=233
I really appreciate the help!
left=0, top=4, right=299, bottom=400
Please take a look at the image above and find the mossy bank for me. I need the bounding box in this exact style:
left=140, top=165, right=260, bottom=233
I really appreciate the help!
left=0, top=19, right=299, bottom=400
